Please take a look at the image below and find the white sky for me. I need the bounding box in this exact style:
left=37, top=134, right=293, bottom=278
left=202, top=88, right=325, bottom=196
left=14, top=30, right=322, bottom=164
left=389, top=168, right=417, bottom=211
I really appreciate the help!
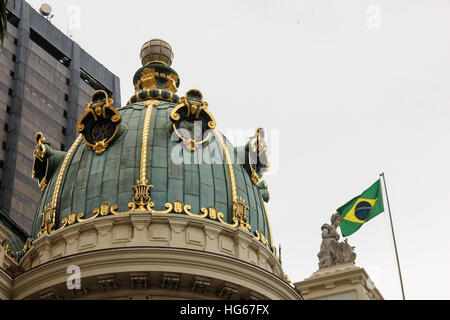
left=26, top=0, right=450, bottom=299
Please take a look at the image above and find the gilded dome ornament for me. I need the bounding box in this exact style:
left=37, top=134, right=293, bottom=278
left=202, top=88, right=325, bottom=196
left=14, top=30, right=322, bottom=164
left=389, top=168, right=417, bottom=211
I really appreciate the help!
left=128, top=39, right=180, bottom=105
left=132, top=181, right=155, bottom=211
left=32, top=131, right=78, bottom=201
left=33, top=132, right=46, bottom=162
left=76, top=90, right=121, bottom=155
left=243, top=128, right=270, bottom=185
left=233, top=197, right=251, bottom=231
left=39, top=204, right=56, bottom=237
left=140, top=39, right=174, bottom=67
left=137, top=67, right=179, bottom=93
left=170, top=89, right=217, bottom=152
left=32, top=132, right=48, bottom=191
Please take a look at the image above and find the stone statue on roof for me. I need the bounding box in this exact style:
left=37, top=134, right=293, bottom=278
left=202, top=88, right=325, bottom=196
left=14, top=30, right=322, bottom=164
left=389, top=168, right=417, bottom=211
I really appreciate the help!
left=318, top=213, right=356, bottom=269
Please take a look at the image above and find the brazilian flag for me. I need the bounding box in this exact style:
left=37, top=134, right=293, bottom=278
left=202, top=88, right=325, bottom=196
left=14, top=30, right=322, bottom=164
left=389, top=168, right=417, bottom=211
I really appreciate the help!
left=337, top=180, right=384, bottom=237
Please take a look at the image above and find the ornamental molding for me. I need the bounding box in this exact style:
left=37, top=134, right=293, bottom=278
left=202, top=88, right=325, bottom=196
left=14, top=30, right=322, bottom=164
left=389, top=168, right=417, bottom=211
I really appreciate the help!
left=18, top=213, right=283, bottom=284
left=13, top=242, right=299, bottom=300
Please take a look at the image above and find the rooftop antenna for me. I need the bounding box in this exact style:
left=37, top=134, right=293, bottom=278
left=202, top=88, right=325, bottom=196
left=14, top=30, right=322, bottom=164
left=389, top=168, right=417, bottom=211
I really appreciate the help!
left=39, top=3, right=55, bottom=21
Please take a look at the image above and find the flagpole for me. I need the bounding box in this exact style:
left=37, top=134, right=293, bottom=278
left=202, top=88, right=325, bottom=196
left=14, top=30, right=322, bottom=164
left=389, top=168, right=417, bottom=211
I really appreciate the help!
left=380, top=172, right=406, bottom=300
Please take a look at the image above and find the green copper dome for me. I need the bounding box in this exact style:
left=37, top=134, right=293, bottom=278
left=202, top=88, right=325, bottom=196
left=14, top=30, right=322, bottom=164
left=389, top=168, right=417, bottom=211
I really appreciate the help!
left=30, top=40, right=274, bottom=252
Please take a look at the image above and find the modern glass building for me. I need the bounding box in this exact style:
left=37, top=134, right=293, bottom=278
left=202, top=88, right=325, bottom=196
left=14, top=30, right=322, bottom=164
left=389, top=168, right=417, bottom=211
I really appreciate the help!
left=0, top=0, right=121, bottom=234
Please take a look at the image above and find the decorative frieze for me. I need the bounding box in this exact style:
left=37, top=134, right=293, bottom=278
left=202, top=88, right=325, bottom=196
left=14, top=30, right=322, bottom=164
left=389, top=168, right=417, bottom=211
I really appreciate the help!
left=71, top=287, right=87, bottom=298
left=130, top=273, right=149, bottom=289
left=216, top=283, right=239, bottom=299
left=161, top=273, right=181, bottom=290
left=245, top=292, right=262, bottom=300
left=40, top=291, right=59, bottom=300
left=191, top=276, right=212, bottom=294
left=97, top=275, right=118, bottom=292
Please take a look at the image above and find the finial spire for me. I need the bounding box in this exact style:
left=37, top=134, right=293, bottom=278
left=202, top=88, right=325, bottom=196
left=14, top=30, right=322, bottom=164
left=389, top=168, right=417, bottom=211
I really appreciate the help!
left=129, top=39, right=180, bottom=105
left=140, top=39, right=174, bottom=67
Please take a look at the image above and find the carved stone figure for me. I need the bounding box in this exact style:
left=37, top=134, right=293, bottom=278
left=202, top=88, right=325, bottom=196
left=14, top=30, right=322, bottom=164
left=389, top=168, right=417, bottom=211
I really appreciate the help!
left=318, top=214, right=356, bottom=269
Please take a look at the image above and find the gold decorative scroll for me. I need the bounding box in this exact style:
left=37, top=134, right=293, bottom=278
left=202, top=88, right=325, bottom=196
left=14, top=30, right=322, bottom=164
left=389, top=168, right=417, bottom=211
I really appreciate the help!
left=253, top=230, right=270, bottom=247
left=56, top=202, right=226, bottom=231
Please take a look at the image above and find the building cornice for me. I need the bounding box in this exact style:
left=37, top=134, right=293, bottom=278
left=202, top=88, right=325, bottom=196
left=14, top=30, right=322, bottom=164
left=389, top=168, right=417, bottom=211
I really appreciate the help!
left=11, top=212, right=299, bottom=300
left=13, top=246, right=300, bottom=300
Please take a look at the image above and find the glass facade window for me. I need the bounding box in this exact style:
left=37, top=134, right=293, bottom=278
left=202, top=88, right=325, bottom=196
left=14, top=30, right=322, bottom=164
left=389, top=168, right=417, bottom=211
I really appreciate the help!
left=0, top=6, right=120, bottom=234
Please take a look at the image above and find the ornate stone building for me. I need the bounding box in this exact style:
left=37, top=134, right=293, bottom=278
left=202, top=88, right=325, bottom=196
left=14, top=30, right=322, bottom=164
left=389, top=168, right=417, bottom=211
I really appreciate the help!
left=0, top=37, right=384, bottom=301
left=0, top=39, right=301, bottom=300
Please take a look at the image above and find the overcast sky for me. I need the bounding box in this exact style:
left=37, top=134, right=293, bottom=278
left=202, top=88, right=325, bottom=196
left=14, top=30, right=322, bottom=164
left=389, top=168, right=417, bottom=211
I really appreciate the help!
left=26, top=0, right=450, bottom=299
